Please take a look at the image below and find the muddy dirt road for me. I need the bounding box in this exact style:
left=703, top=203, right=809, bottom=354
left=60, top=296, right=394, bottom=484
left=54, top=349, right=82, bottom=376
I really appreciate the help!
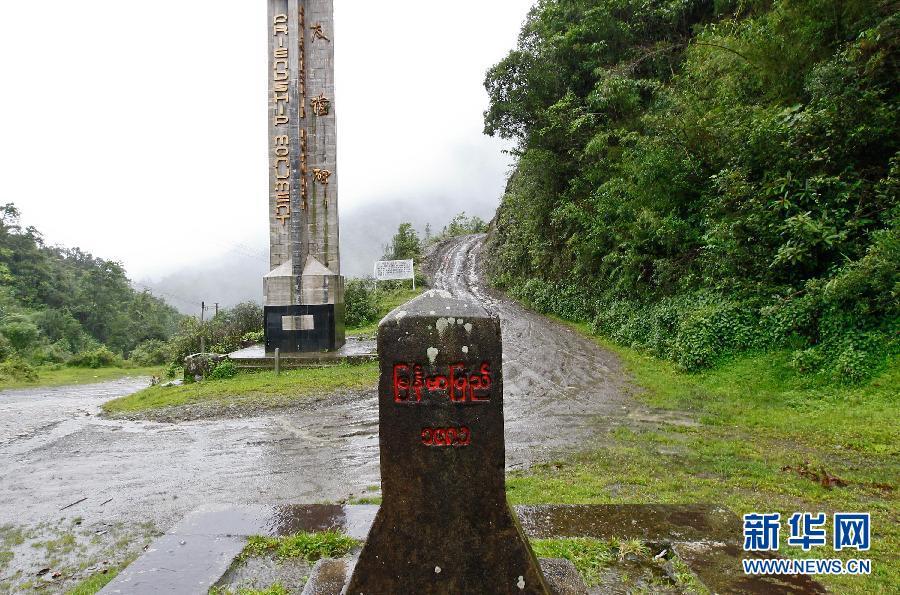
left=430, top=235, right=632, bottom=456
left=0, top=235, right=633, bottom=591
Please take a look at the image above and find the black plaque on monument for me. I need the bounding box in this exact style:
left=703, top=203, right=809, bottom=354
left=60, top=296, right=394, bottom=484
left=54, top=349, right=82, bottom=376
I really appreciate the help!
left=347, top=290, right=550, bottom=594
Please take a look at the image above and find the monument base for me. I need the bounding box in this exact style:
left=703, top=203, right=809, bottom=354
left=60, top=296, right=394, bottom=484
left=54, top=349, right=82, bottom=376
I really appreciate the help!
left=228, top=339, right=376, bottom=370
left=264, top=303, right=345, bottom=354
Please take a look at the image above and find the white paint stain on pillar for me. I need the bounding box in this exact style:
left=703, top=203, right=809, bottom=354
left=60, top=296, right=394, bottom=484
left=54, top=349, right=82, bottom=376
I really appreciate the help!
left=436, top=318, right=449, bottom=334
left=427, top=347, right=439, bottom=364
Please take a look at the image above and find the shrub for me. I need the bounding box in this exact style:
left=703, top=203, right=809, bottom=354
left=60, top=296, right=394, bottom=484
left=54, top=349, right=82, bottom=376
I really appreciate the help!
left=0, top=318, right=41, bottom=351
left=69, top=346, right=123, bottom=369
left=208, top=360, right=238, bottom=380
left=36, top=340, right=73, bottom=365
left=32, top=309, right=88, bottom=352
left=241, top=331, right=264, bottom=345
left=0, top=334, right=11, bottom=362
left=165, top=362, right=182, bottom=379
left=129, top=339, right=170, bottom=366
left=0, top=357, right=38, bottom=382
left=345, top=279, right=379, bottom=328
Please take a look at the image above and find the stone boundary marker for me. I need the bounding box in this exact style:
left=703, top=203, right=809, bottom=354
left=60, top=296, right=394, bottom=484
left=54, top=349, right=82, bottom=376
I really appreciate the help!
left=347, top=289, right=552, bottom=594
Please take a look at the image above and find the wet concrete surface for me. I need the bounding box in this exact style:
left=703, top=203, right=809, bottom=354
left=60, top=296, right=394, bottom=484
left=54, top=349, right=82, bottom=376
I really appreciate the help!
left=1, top=235, right=640, bottom=592
left=116, top=503, right=823, bottom=594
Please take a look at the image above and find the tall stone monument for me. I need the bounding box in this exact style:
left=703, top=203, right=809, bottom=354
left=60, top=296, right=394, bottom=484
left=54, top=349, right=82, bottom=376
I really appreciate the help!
left=264, top=0, right=345, bottom=353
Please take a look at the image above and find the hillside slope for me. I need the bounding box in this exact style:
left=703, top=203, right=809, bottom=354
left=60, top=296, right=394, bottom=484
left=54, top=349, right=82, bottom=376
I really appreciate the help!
left=483, top=0, right=898, bottom=381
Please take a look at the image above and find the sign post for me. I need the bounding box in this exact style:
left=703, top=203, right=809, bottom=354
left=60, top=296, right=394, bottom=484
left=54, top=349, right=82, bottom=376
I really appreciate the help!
left=346, top=290, right=551, bottom=594
left=374, top=259, right=416, bottom=290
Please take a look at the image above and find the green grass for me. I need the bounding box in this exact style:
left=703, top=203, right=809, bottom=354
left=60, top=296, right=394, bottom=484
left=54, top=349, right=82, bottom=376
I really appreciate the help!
left=346, top=286, right=423, bottom=336
left=103, top=362, right=379, bottom=414
left=0, top=366, right=164, bottom=391
left=531, top=537, right=707, bottom=592
left=530, top=538, right=616, bottom=586
left=65, top=567, right=122, bottom=595
left=239, top=531, right=357, bottom=563
left=510, top=318, right=899, bottom=595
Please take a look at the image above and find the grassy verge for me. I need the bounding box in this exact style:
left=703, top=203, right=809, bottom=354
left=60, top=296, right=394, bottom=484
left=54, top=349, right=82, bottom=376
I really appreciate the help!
left=0, top=366, right=164, bottom=391
left=347, top=286, right=423, bottom=337
left=102, top=362, right=379, bottom=414
left=239, top=531, right=357, bottom=563
left=66, top=565, right=125, bottom=595
left=509, top=318, right=898, bottom=594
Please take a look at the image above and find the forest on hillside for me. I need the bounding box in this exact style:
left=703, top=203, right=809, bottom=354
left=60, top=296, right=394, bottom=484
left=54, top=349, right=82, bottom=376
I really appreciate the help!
left=0, top=203, right=182, bottom=376
left=483, top=0, right=898, bottom=381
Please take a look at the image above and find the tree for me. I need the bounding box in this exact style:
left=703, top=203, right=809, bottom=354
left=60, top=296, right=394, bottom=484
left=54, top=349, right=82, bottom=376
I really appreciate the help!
left=384, top=223, right=422, bottom=261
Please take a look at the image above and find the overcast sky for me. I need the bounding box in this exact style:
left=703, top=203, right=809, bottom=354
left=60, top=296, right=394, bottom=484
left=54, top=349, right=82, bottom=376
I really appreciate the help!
left=0, top=1, right=533, bottom=283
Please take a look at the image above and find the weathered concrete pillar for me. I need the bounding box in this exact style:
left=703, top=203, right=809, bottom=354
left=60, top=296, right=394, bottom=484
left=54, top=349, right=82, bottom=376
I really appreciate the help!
left=347, top=290, right=551, bottom=594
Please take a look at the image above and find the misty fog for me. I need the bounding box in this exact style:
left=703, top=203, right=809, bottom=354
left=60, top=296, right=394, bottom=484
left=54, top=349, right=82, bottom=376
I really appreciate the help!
left=142, top=192, right=501, bottom=314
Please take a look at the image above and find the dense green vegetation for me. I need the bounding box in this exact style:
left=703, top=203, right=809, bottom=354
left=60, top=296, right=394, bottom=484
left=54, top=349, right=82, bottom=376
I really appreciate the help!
left=0, top=203, right=182, bottom=383
left=483, top=0, right=898, bottom=381
left=166, top=302, right=264, bottom=364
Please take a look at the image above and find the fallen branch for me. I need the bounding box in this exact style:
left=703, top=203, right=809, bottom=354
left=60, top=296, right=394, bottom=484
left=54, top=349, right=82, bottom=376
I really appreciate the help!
left=60, top=497, right=88, bottom=511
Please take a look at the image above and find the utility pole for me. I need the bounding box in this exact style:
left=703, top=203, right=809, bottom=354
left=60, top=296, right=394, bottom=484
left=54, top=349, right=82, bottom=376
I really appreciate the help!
left=200, top=301, right=206, bottom=354
left=214, top=303, right=219, bottom=317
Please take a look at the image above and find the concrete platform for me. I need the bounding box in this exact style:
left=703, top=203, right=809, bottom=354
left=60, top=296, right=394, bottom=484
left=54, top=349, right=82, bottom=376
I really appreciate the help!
left=100, top=504, right=825, bottom=594
left=228, top=338, right=377, bottom=370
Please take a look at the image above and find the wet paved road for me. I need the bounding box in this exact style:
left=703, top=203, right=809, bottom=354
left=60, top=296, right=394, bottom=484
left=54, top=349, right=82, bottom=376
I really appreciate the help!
left=0, top=235, right=632, bottom=591
left=431, top=235, right=631, bottom=459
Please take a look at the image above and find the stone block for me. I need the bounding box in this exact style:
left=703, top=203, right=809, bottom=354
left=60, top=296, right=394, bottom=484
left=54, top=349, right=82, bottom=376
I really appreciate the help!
left=346, top=290, right=551, bottom=594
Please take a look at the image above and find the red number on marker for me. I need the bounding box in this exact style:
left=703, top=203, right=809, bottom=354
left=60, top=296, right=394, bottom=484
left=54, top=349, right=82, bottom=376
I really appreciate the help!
left=421, top=426, right=471, bottom=447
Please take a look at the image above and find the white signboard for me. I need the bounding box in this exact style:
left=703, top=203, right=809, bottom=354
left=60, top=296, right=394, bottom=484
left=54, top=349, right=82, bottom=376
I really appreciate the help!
left=375, top=259, right=415, bottom=282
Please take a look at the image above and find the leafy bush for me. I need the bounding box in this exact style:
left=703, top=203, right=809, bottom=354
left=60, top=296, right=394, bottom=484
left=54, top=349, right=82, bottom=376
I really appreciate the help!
left=429, top=212, right=488, bottom=245
left=241, top=331, right=264, bottom=345
left=129, top=339, right=170, bottom=366
left=0, top=318, right=41, bottom=351
left=69, top=346, right=123, bottom=369
left=208, top=360, right=238, bottom=380
left=36, top=340, right=73, bottom=365
left=32, top=309, right=89, bottom=353
left=384, top=222, right=423, bottom=261
left=166, top=302, right=263, bottom=365
left=0, top=357, right=38, bottom=382
left=0, top=334, right=11, bottom=362
left=166, top=362, right=182, bottom=379
left=345, top=279, right=380, bottom=328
